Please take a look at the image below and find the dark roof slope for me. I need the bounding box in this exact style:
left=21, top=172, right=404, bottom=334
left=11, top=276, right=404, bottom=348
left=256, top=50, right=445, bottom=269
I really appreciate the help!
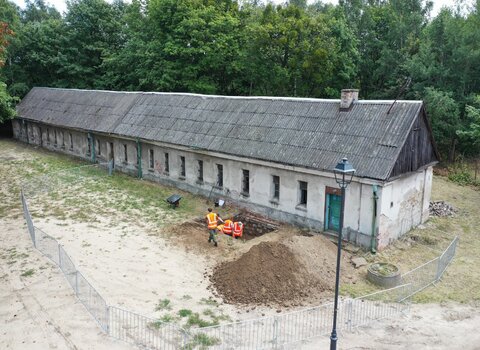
left=17, top=87, right=434, bottom=180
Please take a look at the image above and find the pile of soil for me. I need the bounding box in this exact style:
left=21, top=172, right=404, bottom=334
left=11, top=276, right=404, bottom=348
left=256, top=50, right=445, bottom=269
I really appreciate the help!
left=210, top=234, right=357, bottom=306
left=210, top=241, right=318, bottom=305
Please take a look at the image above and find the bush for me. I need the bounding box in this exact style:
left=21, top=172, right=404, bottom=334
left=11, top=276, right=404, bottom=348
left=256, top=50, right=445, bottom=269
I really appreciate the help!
left=448, top=171, right=473, bottom=186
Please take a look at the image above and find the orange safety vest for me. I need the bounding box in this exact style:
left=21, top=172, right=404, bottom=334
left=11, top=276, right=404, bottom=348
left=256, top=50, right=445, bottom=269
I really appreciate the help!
left=206, top=212, right=218, bottom=229
left=233, top=222, right=243, bottom=238
left=223, top=220, right=233, bottom=235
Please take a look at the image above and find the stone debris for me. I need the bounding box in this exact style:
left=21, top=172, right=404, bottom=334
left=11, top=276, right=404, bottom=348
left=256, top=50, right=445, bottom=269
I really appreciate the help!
left=351, top=257, right=368, bottom=268
left=429, top=201, right=456, bottom=217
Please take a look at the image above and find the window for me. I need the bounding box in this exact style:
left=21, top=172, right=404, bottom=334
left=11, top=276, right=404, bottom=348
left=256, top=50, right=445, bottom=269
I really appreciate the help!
left=47, top=128, right=50, bottom=143
left=242, top=170, right=250, bottom=196
left=97, top=139, right=101, bottom=155
left=272, top=175, right=280, bottom=201
left=299, top=181, right=308, bottom=206
left=149, top=149, right=154, bottom=169
left=164, top=153, right=169, bottom=173
left=54, top=130, right=57, bottom=146
left=87, top=136, right=91, bottom=156
left=197, top=160, right=204, bottom=182
left=69, top=133, right=73, bottom=150
left=216, top=164, right=223, bottom=188
left=180, top=156, right=186, bottom=178
left=62, top=132, right=65, bottom=148
left=123, top=144, right=128, bottom=162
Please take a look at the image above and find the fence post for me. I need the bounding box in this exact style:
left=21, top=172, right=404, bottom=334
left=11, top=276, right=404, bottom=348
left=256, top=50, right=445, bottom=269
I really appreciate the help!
left=75, top=270, right=79, bottom=295
left=347, top=299, right=354, bottom=332
left=272, top=316, right=279, bottom=349
left=436, top=254, right=444, bottom=281
left=58, top=244, right=62, bottom=269
left=105, top=305, right=110, bottom=334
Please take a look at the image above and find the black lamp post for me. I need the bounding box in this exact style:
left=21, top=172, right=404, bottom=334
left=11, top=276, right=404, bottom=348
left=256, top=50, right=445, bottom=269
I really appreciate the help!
left=330, top=157, right=355, bottom=350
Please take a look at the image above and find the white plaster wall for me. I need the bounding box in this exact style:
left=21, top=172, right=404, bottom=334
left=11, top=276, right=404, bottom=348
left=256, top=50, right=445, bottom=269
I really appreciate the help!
left=13, top=121, right=387, bottom=246
left=138, top=141, right=366, bottom=231
left=377, top=168, right=431, bottom=249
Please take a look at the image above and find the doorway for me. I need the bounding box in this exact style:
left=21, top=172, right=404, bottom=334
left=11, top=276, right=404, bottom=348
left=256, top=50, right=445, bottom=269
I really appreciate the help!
left=325, top=187, right=342, bottom=232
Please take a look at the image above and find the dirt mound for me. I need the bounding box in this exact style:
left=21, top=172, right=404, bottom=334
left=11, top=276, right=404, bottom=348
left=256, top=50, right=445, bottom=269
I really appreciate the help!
left=210, top=235, right=357, bottom=306
left=284, top=234, right=357, bottom=286
left=210, top=241, right=322, bottom=305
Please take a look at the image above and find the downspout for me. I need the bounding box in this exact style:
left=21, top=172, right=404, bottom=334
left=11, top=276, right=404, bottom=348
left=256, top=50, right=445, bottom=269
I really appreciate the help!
left=136, top=138, right=142, bottom=179
left=89, top=132, right=96, bottom=163
left=371, top=185, right=379, bottom=254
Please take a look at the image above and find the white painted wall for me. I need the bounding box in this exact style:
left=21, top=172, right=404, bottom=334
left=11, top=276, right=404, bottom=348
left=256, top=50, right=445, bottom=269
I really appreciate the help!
left=13, top=120, right=433, bottom=249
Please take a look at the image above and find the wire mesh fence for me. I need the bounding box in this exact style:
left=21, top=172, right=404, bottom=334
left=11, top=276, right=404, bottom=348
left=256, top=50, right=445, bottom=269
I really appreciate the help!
left=109, top=306, right=186, bottom=349
left=19, top=168, right=459, bottom=350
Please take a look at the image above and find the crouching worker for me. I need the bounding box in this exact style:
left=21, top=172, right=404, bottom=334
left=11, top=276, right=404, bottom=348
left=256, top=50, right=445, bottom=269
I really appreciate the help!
left=206, top=208, right=223, bottom=247
left=222, top=219, right=234, bottom=236
left=233, top=221, right=244, bottom=239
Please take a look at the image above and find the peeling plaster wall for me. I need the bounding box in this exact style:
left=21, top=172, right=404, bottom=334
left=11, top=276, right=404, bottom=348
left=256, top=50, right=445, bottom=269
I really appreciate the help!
left=14, top=120, right=435, bottom=249
left=377, top=168, right=432, bottom=249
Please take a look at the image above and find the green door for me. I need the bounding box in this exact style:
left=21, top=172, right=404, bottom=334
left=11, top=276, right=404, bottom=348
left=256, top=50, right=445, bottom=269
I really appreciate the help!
left=327, top=194, right=342, bottom=232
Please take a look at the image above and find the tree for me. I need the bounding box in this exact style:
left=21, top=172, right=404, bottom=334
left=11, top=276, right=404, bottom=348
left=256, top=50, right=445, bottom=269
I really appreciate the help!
left=61, top=0, right=126, bottom=89
left=0, top=81, right=15, bottom=122
left=423, top=87, right=461, bottom=161
left=457, top=96, right=480, bottom=156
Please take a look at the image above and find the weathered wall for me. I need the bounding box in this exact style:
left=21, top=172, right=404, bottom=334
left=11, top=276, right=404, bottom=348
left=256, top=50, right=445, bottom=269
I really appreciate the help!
left=377, top=167, right=432, bottom=249
left=15, top=119, right=432, bottom=249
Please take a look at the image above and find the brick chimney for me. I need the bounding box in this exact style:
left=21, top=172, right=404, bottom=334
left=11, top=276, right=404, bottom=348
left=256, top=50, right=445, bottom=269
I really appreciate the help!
left=340, top=89, right=359, bottom=111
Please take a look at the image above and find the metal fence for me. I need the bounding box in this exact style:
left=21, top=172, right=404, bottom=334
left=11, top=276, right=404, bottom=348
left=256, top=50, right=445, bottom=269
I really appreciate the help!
left=20, top=182, right=459, bottom=350
left=400, top=235, right=459, bottom=301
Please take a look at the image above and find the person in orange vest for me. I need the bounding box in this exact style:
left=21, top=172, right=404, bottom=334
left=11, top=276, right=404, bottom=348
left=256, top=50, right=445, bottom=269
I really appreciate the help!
left=206, top=208, right=223, bottom=247
left=232, top=221, right=244, bottom=239
left=222, top=219, right=234, bottom=236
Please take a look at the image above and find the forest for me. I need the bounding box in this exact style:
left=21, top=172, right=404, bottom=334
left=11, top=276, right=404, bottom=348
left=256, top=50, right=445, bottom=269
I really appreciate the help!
left=0, top=0, right=479, bottom=161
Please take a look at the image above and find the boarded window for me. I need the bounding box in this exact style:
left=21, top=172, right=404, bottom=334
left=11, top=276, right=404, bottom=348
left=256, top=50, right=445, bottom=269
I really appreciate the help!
left=242, top=169, right=250, bottom=195
left=164, top=153, right=169, bottom=173
left=216, top=164, right=223, bottom=188
left=299, top=181, right=308, bottom=206
left=272, top=175, right=280, bottom=200
left=180, top=156, right=186, bottom=177
left=149, top=149, right=154, bottom=169
left=197, top=160, right=204, bottom=181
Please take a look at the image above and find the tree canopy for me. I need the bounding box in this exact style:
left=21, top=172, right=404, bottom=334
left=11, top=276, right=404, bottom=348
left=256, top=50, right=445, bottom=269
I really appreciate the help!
left=0, top=0, right=479, bottom=159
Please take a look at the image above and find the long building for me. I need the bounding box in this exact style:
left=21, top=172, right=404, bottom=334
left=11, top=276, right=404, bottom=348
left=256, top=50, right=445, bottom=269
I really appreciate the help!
left=13, top=87, right=439, bottom=250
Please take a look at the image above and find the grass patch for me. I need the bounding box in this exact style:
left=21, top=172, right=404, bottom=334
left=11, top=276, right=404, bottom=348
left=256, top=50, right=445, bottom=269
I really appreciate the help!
left=155, top=298, right=172, bottom=311
left=200, top=297, right=219, bottom=307
left=186, top=313, right=219, bottom=328
left=178, top=309, right=193, bottom=318
left=183, top=333, right=221, bottom=350
left=20, top=269, right=35, bottom=277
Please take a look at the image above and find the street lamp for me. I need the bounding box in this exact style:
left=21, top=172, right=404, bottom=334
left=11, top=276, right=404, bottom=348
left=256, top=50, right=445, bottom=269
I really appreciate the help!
left=330, top=157, right=355, bottom=350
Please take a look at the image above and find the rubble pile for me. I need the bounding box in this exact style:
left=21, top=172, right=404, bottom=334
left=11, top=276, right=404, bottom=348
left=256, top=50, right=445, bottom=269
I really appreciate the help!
left=429, top=201, right=456, bottom=217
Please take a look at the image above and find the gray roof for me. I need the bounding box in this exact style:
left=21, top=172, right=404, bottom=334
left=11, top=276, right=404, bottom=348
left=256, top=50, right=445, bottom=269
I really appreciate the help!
left=17, top=87, right=426, bottom=180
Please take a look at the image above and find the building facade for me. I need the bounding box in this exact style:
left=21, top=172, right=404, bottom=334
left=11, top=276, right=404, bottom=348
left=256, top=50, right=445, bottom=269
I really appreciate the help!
left=13, top=87, right=439, bottom=250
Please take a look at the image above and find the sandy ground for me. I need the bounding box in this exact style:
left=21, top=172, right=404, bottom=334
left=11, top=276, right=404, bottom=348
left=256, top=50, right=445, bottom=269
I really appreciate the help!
left=0, top=219, right=132, bottom=350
